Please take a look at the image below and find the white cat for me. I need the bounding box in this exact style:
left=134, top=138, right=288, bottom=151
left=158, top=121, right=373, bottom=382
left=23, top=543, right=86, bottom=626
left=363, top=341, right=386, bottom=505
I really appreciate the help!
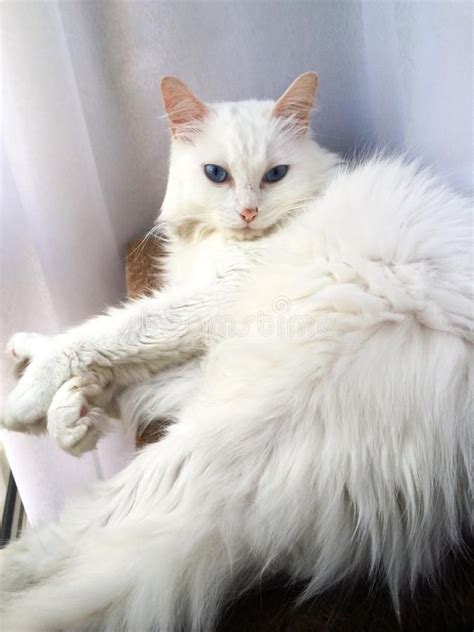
left=1, top=73, right=472, bottom=632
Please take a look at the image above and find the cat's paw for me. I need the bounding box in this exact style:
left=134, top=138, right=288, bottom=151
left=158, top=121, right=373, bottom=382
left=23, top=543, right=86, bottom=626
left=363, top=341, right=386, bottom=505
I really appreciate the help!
left=47, top=378, right=111, bottom=456
left=3, top=352, right=71, bottom=432
left=3, top=376, right=48, bottom=433
left=6, top=332, right=51, bottom=377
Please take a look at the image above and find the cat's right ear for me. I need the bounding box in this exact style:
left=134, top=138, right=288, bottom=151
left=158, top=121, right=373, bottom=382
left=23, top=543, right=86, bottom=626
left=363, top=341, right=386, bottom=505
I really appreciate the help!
left=273, top=72, right=318, bottom=132
left=161, top=76, right=209, bottom=140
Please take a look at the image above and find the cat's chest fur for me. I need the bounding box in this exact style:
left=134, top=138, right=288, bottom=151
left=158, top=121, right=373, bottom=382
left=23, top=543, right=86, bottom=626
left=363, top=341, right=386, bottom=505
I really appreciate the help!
left=163, top=220, right=326, bottom=334
left=164, top=232, right=261, bottom=291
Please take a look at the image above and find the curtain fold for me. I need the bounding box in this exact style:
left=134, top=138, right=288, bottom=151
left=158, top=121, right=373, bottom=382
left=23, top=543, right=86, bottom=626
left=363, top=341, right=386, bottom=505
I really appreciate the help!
left=1, top=0, right=472, bottom=524
left=1, top=2, right=135, bottom=525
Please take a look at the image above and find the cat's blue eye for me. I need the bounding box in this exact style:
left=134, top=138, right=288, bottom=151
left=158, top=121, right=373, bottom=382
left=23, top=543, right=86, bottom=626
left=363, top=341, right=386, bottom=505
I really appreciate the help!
left=263, top=165, right=289, bottom=183
left=204, top=164, right=229, bottom=183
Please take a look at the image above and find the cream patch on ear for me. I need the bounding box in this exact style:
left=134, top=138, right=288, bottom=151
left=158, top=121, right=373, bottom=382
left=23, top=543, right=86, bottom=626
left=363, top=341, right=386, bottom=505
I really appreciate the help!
left=161, top=76, right=209, bottom=138
left=272, top=72, right=318, bottom=130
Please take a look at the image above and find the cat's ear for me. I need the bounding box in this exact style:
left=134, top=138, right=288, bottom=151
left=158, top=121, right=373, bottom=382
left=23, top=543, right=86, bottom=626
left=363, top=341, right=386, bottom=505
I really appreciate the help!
left=161, top=76, right=209, bottom=140
left=273, top=72, right=318, bottom=131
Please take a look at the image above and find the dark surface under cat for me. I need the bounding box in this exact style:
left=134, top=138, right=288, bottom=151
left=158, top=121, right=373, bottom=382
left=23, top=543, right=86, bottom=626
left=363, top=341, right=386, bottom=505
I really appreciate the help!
left=217, top=548, right=474, bottom=632
left=128, top=237, right=474, bottom=632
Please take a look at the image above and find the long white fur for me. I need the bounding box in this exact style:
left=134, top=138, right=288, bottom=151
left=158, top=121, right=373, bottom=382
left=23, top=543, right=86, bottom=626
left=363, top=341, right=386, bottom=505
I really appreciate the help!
left=1, top=80, right=472, bottom=631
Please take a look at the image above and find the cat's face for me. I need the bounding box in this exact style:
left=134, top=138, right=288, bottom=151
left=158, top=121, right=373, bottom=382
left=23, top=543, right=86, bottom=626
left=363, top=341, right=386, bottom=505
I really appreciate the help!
left=160, top=73, right=334, bottom=240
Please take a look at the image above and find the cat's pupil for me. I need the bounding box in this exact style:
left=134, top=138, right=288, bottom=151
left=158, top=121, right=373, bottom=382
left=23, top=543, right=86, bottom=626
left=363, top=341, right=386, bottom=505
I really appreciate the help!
left=204, top=164, right=229, bottom=183
left=263, top=165, right=288, bottom=183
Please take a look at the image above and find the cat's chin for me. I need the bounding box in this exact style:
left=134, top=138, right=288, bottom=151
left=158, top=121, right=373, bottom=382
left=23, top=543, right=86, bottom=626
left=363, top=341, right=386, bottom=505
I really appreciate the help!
left=169, top=220, right=268, bottom=243
left=220, top=226, right=268, bottom=241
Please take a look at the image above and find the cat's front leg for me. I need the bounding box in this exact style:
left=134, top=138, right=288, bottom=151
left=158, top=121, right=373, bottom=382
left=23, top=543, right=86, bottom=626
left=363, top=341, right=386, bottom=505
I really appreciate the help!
left=4, top=339, right=121, bottom=453
left=3, top=277, right=241, bottom=452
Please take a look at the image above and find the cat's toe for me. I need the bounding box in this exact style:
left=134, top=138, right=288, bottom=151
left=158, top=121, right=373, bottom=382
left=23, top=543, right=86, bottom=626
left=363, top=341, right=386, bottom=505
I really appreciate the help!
left=6, top=332, right=49, bottom=373
left=56, top=415, right=105, bottom=457
left=47, top=379, right=110, bottom=456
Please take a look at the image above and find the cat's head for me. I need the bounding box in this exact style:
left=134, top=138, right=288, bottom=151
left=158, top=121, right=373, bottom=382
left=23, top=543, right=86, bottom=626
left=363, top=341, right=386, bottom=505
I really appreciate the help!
left=160, top=73, right=336, bottom=241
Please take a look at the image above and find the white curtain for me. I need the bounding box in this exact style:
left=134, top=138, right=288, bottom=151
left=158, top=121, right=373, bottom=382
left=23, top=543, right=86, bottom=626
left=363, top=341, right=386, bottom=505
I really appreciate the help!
left=1, top=0, right=472, bottom=525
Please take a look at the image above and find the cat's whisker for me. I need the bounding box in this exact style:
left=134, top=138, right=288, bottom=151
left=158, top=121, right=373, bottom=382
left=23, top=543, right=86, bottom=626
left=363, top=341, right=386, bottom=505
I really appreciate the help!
left=126, top=225, right=162, bottom=262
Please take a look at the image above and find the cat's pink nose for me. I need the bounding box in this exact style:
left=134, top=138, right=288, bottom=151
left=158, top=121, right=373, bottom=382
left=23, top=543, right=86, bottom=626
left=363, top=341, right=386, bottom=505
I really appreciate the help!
left=239, top=207, right=258, bottom=223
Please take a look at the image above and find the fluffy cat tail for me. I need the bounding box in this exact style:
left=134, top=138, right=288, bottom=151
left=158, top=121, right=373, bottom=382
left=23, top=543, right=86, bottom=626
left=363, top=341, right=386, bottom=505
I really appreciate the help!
left=1, top=436, right=255, bottom=632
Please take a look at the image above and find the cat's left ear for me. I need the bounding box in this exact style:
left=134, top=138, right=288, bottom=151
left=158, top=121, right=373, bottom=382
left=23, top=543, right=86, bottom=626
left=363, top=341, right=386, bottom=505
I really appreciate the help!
left=161, top=76, right=209, bottom=140
left=273, top=72, right=318, bottom=131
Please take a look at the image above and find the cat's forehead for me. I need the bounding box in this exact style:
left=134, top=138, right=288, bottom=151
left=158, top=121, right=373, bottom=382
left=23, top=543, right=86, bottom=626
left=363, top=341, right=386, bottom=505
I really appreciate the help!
left=202, top=100, right=287, bottom=166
